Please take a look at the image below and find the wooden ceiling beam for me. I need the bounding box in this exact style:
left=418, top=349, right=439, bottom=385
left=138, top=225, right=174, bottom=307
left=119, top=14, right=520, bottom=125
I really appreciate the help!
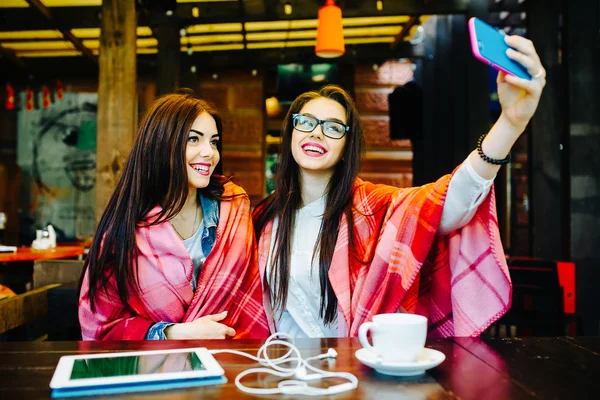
left=23, top=0, right=97, bottom=63
left=391, top=16, right=419, bottom=48
left=237, top=0, right=248, bottom=50
left=0, top=44, right=28, bottom=71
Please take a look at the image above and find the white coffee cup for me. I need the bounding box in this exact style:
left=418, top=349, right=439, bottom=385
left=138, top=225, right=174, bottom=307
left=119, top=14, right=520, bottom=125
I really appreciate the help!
left=358, top=313, right=427, bottom=363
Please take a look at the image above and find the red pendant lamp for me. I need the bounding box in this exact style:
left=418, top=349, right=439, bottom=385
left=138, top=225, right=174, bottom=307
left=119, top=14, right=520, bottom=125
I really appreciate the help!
left=315, top=0, right=345, bottom=58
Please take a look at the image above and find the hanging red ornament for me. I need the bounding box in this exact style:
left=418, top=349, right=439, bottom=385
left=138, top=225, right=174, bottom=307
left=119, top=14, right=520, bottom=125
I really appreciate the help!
left=5, top=84, right=15, bottom=110
left=25, top=88, right=34, bottom=112
left=56, top=80, right=64, bottom=100
left=42, top=85, right=51, bottom=108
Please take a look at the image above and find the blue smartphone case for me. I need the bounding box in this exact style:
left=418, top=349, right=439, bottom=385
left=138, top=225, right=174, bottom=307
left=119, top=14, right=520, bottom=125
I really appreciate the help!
left=469, top=17, right=532, bottom=80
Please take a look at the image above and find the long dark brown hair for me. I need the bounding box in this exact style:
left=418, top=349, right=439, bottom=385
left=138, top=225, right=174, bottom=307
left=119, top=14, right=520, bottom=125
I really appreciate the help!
left=83, top=90, right=227, bottom=312
left=254, top=85, right=365, bottom=324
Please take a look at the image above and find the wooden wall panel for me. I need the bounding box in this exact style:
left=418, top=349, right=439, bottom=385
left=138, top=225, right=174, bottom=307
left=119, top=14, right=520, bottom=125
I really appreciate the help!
left=0, top=109, right=19, bottom=244
left=0, top=163, right=20, bottom=245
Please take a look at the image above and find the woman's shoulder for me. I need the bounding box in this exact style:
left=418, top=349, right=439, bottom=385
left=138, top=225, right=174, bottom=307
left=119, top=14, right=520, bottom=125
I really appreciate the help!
left=222, top=180, right=249, bottom=198
left=353, top=178, right=404, bottom=199
left=140, top=205, right=164, bottom=225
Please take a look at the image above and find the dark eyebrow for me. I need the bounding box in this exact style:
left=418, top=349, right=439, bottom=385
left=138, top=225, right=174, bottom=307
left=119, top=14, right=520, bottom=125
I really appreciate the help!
left=190, top=129, right=220, bottom=138
left=302, top=113, right=345, bottom=125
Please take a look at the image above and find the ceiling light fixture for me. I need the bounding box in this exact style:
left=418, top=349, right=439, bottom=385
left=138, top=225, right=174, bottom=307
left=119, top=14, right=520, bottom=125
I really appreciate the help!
left=315, top=0, right=345, bottom=58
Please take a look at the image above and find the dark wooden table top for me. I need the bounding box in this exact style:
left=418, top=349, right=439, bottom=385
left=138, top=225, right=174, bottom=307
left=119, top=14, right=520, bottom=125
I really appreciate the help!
left=1, top=336, right=599, bottom=399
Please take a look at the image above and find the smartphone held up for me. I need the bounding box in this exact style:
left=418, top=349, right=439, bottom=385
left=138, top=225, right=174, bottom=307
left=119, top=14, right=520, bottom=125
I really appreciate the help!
left=468, top=17, right=532, bottom=80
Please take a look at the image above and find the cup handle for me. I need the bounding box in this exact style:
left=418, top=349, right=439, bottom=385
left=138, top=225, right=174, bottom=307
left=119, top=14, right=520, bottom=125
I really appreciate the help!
left=358, top=322, right=376, bottom=354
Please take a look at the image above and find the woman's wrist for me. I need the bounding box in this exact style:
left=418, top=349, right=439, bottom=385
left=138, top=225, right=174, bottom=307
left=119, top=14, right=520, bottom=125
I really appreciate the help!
left=497, top=112, right=526, bottom=138
left=165, top=323, right=186, bottom=340
left=481, top=115, right=521, bottom=159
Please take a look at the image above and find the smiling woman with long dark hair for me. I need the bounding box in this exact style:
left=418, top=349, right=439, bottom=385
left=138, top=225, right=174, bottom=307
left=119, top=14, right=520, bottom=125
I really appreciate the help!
left=79, top=90, right=268, bottom=340
left=254, top=34, right=547, bottom=339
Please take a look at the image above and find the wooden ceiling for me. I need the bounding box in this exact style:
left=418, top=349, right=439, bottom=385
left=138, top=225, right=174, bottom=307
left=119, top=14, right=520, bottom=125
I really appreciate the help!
left=0, top=0, right=472, bottom=81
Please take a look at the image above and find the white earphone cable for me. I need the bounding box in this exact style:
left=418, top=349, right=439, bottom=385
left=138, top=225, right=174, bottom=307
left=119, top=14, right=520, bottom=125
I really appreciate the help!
left=208, top=333, right=358, bottom=396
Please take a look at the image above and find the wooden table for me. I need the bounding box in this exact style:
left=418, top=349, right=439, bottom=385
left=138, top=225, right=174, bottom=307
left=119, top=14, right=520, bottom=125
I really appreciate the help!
left=0, top=245, right=86, bottom=263
left=1, top=336, right=599, bottom=399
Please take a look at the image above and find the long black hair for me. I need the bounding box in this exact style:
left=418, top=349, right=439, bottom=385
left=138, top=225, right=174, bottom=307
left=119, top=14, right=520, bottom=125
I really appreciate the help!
left=83, top=90, right=227, bottom=311
left=254, top=85, right=365, bottom=324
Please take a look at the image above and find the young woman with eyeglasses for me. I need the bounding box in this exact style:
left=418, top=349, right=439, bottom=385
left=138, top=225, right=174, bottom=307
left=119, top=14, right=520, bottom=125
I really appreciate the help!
left=79, top=91, right=269, bottom=340
left=254, top=36, right=546, bottom=338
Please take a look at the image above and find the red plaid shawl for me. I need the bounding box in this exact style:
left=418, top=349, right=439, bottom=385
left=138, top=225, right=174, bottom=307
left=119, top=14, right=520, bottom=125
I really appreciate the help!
left=256, top=175, right=511, bottom=337
left=79, top=182, right=269, bottom=340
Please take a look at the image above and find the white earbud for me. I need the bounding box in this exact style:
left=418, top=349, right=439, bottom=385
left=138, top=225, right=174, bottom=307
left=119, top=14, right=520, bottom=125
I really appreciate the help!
left=295, top=366, right=322, bottom=381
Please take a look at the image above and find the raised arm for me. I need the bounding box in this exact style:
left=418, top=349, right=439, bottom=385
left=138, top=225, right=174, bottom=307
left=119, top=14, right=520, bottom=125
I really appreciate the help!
left=439, top=35, right=546, bottom=234
left=469, top=35, right=546, bottom=179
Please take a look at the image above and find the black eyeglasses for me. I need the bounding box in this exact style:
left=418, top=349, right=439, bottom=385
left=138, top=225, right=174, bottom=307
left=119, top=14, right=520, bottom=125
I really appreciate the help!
left=291, top=113, right=349, bottom=140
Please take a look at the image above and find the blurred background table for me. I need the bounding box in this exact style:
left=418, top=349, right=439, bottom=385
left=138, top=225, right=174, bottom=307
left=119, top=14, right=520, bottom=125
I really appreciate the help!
left=0, top=245, right=85, bottom=263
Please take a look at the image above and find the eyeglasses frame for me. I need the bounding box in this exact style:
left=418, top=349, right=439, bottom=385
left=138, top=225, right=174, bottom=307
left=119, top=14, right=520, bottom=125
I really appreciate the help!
left=291, top=113, right=349, bottom=140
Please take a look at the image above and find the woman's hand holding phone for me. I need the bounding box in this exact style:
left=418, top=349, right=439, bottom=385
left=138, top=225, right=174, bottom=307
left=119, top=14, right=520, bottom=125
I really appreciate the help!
left=469, top=17, right=546, bottom=133
left=498, top=35, right=546, bottom=132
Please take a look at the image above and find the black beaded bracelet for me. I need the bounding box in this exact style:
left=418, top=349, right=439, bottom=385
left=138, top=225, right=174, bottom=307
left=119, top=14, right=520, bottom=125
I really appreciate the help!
left=476, top=133, right=511, bottom=165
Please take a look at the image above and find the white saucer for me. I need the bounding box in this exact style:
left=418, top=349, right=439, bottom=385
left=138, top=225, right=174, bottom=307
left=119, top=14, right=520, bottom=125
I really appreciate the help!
left=355, top=347, right=446, bottom=377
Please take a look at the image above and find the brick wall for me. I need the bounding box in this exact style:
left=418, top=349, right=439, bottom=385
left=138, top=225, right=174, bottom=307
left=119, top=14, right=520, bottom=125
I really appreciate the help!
left=354, top=60, right=414, bottom=187
left=198, top=71, right=265, bottom=205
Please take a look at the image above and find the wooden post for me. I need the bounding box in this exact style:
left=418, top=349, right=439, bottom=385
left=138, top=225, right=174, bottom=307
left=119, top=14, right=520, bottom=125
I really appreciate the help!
left=95, top=0, right=137, bottom=222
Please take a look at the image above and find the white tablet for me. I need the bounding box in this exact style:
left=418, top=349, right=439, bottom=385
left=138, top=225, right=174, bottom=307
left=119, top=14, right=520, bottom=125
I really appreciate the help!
left=50, top=347, right=225, bottom=390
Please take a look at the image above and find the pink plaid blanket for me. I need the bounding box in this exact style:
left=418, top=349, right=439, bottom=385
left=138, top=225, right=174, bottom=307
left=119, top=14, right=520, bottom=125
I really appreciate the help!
left=256, top=175, right=511, bottom=337
left=79, top=182, right=269, bottom=340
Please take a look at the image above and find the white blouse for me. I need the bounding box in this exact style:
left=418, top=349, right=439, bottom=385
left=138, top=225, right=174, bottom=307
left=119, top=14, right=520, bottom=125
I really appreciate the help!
left=268, top=157, right=495, bottom=338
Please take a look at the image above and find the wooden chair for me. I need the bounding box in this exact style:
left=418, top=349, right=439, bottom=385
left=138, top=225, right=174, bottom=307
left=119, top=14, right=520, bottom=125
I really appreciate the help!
left=33, top=259, right=85, bottom=289
left=489, top=258, right=566, bottom=337
left=0, top=284, right=60, bottom=340
left=33, top=260, right=85, bottom=341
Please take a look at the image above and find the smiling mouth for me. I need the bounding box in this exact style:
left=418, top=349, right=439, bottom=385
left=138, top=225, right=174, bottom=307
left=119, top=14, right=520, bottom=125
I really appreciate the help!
left=302, top=144, right=327, bottom=156
left=191, top=164, right=211, bottom=176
